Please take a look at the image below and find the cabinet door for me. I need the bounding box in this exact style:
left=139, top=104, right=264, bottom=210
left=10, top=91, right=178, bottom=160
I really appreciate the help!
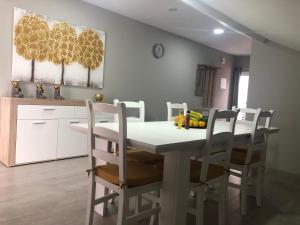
left=57, top=119, right=88, bottom=159
left=15, top=120, right=58, bottom=164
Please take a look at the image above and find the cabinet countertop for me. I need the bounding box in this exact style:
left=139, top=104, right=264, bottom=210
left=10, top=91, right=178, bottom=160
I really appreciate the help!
left=0, top=97, right=85, bottom=106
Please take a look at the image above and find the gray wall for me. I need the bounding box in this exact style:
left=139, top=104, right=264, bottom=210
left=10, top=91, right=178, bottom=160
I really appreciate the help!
left=0, top=0, right=232, bottom=121
left=234, top=56, right=250, bottom=68
left=212, top=55, right=250, bottom=110
left=248, top=39, right=300, bottom=174
left=212, top=56, right=234, bottom=110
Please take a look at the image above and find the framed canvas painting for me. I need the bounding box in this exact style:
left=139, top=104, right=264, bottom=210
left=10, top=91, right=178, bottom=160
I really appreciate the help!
left=12, top=7, right=105, bottom=88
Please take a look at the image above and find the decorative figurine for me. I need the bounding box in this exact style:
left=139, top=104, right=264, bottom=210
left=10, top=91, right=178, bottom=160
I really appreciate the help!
left=94, top=93, right=103, bottom=102
left=53, top=84, right=64, bottom=100
left=11, top=81, right=24, bottom=98
left=36, top=83, right=47, bottom=99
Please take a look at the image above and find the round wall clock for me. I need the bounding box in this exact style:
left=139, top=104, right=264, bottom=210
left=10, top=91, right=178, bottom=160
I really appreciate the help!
left=153, top=43, right=165, bottom=58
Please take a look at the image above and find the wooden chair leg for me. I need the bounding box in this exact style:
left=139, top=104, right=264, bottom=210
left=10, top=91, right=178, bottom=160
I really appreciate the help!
left=117, top=189, right=128, bottom=225
left=218, top=178, right=227, bottom=225
left=241, top=167, right=248, bottom=216
left=150, top=190, right=160, bottom=225
left=109, top=189, right=117, bottom=204
left=195, top=188, right=205, bottom=225
left=135, top=195, right=142, bottom=215
left=85, top=178, right=96, bottom=225
left=103, top=187, right=109, bottom=215
left=256, top=166, right=264, bottom=207
left=149, top=202, right=159, bottom=225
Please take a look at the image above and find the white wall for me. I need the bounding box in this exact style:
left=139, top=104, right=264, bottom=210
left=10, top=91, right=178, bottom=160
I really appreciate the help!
left=248, top=39, right=300, bottom=174
left=0, top=0, right=232, bottom=121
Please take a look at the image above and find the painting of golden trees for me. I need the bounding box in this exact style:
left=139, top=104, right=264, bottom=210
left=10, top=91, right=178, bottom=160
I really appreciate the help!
left=12, top=8, right=105, bottom=88
left=47, top=22, right=78, bottom=85
left=14, top=13, right=49, bottom=82
left=78, top=29, right=104, bottom=87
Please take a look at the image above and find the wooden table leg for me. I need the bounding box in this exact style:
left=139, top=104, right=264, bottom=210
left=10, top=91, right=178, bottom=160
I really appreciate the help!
left=159, top=150, right=191, bottom=225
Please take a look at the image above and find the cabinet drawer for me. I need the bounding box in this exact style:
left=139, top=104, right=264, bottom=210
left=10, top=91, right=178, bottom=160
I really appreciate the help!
left=74, top=106, right=88, bottom=119
left=74, top=106, right=114, bottom=122
left=15, top=119, right=58, bottom=164
left=17, top=105, right=75, bottom=119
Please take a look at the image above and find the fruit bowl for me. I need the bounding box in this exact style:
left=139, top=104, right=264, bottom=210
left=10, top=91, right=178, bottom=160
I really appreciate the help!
left=174, top=111, right=208, bottom=129
left=174, top=123, right=207, bottom=129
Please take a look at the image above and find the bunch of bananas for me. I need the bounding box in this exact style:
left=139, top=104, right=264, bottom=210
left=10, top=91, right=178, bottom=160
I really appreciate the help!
left=189, top=111, right=206, bottom=128
left=190, top=111, right=203, bottom=122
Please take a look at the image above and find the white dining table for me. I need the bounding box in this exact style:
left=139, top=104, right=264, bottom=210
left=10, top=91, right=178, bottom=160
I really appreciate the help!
left=71, top=121, right=279, bottom=225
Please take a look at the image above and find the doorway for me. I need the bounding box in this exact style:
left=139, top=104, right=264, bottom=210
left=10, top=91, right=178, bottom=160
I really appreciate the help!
left=237, top=70, right=250, bottom=119
left=237, top=71, right=249, bottom=108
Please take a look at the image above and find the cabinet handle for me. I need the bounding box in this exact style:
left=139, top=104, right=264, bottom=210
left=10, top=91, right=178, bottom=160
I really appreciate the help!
left=43, top=107, right=56, bottom=110
left=97, top=120, right=109, bottom=123
left=32, top=121, right=46, bottom=125
left=69, top=120, right=80, bottom=124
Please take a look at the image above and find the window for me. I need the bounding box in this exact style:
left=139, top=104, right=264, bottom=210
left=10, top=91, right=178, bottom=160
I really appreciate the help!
left=237, top=71, right=249, bottom=120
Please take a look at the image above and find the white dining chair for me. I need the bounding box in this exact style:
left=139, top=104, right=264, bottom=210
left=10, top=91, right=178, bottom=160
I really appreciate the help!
left=229, top=107, right=274, bottom=215
left=113, top=99, right=145, bottom=122
left=189, top=108, right=238, bottom=225
left=233, top=106, right=258, bottom=121
left=112, top=99, right=163, bottom=213
left=167, top=101, right=188, bottom=121
left=112, top=99, right=164, bottom=164
left=85, top=100, right=162, bottom=225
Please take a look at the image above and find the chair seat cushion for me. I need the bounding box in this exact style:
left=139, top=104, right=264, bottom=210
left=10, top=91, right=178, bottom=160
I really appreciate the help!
left=230, top=148, right=260, bottom=165
left=127, top=149, right=164, bottom=164
left=190, top=160, right=225, bottom=182
left=95, top=161, right=163, bottom=187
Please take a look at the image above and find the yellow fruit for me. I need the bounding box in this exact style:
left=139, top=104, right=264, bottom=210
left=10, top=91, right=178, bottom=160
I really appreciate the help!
left=198, top=121, right=206, bottom=128
left=179, top=115, right=185, bottom=121
left=174, top=115, right=185, bottom=123
left=191, top=111, right=203, bottom=120
left=174, top=115, right=179, bottom=123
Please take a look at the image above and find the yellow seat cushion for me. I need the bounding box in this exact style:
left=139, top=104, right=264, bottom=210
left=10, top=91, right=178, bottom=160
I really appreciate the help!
left=127, top=149, right=164, bottom=164
left=190, top=160, right=225, bottom=182
left=115, top=148, right=163, bottom=164
left=230, top=148, right=260, bottom=165
left=95, top=161, right=163, bottom=187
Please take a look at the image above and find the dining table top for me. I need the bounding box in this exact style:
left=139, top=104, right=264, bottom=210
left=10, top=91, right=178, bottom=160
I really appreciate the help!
left=70, top=121, right=279, bottom=154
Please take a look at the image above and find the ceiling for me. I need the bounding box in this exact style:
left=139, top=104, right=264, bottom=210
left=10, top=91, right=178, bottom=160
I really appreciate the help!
left=199, top=0, right=300, bottom=52
left=83, top=0, right=252, bottom=55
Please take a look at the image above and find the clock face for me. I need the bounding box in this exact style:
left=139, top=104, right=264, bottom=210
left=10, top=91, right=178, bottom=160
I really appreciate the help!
left=153, top=43, right=165, bottom=58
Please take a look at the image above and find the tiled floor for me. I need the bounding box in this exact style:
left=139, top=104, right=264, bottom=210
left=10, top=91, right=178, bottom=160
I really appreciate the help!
left=0, top=158, right=299, bottom=225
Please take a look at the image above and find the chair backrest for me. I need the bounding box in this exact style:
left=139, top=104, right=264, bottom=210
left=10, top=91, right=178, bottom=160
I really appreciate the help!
left=246, top=109, right=275, bottom=164
left=167, top=101, right=188, bottom=121
left=233, top=106, right=274, bottom=164
left=232, top=106, right=259, bottom=121
left=200, top=108, right=238, bottom=182
left=86, top=100, right=128, bottom=186
left=113, top=99, right=145, bottom=122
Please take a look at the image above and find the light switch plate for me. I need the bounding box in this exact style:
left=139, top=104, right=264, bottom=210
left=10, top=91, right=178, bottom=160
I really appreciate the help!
left=220, top=78, right=227, bottom=90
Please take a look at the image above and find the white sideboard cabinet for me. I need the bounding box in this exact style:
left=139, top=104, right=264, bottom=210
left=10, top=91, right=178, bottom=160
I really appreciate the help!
left=0, top=97, right=112, bottom=167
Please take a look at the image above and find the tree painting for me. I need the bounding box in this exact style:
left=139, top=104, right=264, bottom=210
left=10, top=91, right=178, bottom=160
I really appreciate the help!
left=13, top=8, right=106, bottom=89
left=78, top=29, right=104, bottom=87
left=47, top=22, right=78, bottom=85
left=14, top=13, right=49, bottom=82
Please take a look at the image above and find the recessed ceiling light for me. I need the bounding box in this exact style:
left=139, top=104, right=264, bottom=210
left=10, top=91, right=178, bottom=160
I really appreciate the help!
left=168, top=7, right=178, bottom=12
left=213, top=28, right=224, bottom=35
